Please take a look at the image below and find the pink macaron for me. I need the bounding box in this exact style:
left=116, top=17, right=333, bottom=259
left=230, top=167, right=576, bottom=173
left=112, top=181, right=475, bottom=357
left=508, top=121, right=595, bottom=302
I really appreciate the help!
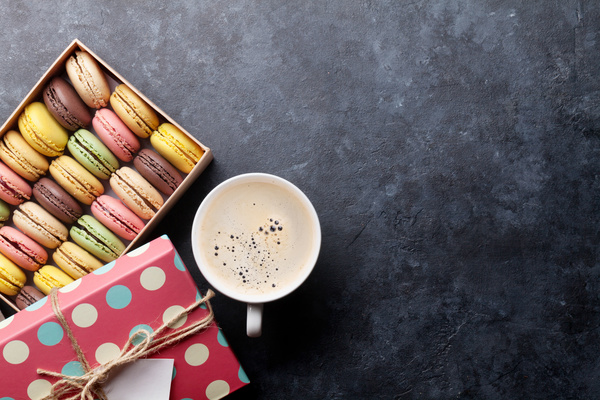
left=91, top=195, right=145, bottom=241
left=92, top=108, right=140, bottom=162
left=0, top=226, right=48, bottom=271
left=0, top=161, right=32, bottom=205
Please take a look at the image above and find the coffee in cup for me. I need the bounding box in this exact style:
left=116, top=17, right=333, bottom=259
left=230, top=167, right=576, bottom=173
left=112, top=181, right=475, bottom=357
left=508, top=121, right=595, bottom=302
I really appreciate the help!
left=192, top=173, right=321, bottom=337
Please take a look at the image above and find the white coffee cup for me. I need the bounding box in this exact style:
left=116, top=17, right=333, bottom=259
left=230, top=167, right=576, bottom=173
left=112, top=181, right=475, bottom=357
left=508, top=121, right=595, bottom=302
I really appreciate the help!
left=191, top=173, right=321, bottom=337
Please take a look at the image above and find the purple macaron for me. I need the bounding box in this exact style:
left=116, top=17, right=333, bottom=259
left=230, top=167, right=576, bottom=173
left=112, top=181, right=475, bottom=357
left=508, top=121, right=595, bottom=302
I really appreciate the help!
left=43, top=77, right=92, bottom=131
left=33, top=177, right=83, bottom=224
left=133, top=149, right=183, bottom=195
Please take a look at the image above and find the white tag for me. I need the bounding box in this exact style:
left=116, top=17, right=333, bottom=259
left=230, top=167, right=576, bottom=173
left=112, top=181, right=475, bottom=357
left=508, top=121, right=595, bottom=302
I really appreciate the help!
left=104, top=359, right=174, bottom=400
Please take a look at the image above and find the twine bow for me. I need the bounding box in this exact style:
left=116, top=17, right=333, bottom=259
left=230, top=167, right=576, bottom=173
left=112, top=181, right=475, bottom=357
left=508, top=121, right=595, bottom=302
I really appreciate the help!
left=37, top=287, right=216, bottom=400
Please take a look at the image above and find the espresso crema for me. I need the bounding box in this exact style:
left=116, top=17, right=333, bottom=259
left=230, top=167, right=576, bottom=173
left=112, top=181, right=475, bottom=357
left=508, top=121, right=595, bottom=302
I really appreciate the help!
left=197, top=181, right=316, bottom=297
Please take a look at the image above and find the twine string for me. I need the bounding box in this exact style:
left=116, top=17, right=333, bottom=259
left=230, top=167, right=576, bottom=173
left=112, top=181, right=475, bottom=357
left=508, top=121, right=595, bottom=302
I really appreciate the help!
left=37, top=287, right=215, bottom=400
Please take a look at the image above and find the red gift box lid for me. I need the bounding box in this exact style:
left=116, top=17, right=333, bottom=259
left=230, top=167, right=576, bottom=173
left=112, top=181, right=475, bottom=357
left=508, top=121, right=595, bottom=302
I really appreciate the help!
left=0, top=235, right=249, bottom=399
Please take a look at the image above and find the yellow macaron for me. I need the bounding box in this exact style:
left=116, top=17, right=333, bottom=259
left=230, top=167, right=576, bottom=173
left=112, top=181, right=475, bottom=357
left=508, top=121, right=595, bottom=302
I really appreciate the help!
left=0, top=253, right=27, bottom=296
left=150, top=123, right=204, bottom=173
left=33, top=265, right=75, bottom=295
left=18, top=102, right=69, bottom=157
left=110, top=84, right=159, bottom=138
left=53, top=241, right=104, bottom=280
left=0, top=130, right=49, bottom=181
left=49, top=155, right=104, bottom=205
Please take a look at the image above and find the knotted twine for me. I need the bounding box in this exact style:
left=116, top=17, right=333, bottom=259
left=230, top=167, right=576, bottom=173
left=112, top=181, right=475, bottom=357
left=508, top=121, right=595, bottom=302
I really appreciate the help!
left=37, top=287, right=216, bottom=400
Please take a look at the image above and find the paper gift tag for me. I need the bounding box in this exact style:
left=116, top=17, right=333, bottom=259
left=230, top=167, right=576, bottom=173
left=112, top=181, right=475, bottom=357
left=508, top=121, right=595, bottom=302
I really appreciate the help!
left=104, top=359, right=174, bottom=400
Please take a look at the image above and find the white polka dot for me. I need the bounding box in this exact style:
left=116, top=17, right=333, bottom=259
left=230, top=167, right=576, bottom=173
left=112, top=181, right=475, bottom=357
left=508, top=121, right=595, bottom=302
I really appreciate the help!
left=184, top=343, right=209, bottom=366
left=206, top=380, right=230, bottom=400
left=71, top=303, right=98, bottom=328
left=3, top=340, right=29, bottom=364
left=0, top=315, right=14, bottom=329
left=27, top=379, right=52, bottom=400
left=140, top=266, right=166, bottom=291
left=163, top=305, right=187, bottom=329
left=59, top=278, right=82, bottom=293
left=95, top=342, right=121, bottom=365
left=127, top=243, right=150, bottom=257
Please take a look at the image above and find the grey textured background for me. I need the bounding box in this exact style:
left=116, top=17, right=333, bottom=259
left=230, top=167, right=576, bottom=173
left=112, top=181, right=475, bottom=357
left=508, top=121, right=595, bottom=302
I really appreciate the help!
left=0, top=1, right=599, bottom=399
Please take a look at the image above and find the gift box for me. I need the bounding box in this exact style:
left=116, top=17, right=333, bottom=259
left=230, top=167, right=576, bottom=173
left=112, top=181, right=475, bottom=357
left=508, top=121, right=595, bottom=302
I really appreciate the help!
left=0, top=235, right=249, bottom=399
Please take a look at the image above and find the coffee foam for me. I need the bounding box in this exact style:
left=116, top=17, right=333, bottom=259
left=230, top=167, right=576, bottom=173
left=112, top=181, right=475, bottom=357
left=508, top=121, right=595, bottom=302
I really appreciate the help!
left=197, top=181, right=316, bottom=297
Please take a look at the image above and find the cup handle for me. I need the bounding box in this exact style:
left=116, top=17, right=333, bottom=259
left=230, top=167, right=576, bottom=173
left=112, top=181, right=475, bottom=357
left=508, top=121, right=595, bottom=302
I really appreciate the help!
left=247, top=303, right=263, bottom=337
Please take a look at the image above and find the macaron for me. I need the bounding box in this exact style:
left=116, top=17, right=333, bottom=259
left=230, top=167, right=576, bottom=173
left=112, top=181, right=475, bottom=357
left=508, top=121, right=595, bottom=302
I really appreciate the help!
left=65, top=51, right=110, bottom=109
left=0, top=161, right=32, bottom=205
left=53, top=241, right=104, bottom=279
left=133, top=149, right=183, bottom=195
left=0, top=199, right=10, bottom=227
left=91, top=195, right=145, bottom=241
left=33, top=265, right=75, bottom=295
left=93, top=108, right=140, bottom=162
left=13, top=201, right=68, bottom=249
left=70, top=215, right=125, bottom=262
left=110, top=167, right=164, bottom=220
left=0, top=253, right=26, bottom=296
left=33, top=178, right=83, bottom=224
left=67, top=129, right=119, bottom=179
left=0, top=130, right=49, bottom=181
left=43, top=76, right=92, bottom=131
left=15, top=285, right=45, bottom=309
left=18, top=102, right=69, bottom=157
left=0, top=226, right=48, bottom=271
left=49, top=155, right=104, bottom=205
left=110, top=84, right=159, bottom=138
left=150, top=123, right=204, bottom=173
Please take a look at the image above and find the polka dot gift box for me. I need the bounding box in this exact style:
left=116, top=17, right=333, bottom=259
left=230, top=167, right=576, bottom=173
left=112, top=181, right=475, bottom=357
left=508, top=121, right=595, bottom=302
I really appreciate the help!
left=0, top=235, right=249, bottom=399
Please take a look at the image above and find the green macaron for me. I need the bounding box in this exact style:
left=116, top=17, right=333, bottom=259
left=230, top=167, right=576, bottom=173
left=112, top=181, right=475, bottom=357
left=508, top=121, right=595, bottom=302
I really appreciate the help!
left=67, top=129, right=119, bottom=179
left=0, top=199, right=10, bottom=227
left=70, top=215, right=125, bottom=262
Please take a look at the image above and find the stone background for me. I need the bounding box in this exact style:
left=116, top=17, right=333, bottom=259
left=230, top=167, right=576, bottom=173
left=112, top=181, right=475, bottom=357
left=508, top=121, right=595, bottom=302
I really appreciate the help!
left=0, top=1, right=599, bottom=399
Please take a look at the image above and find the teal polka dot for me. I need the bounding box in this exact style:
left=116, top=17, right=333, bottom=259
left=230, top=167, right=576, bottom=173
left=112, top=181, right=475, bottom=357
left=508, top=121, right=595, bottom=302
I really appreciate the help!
left=174, top=253, right=185, bottom=271
left=196, top=290, right=207, bottom=309
left=94, top=260, right=116, bottom=275
left=129, top=324, right=153, bottom=346
left=106, top=285, right=132, bottom=309
left=0, top=397, right=15, bottom=400
left=217, top=329, right=229, bottom=347
left=26, top=296, right=47, bottom=311
left=172, top=366, right=176, bottom=380
left=239, top=366, right=250, bottom=383
left=180, top=398, right=193, bottom=400
left=62, top=361, right=85, bottom=377
left=38, top=321, right=64, bottom=346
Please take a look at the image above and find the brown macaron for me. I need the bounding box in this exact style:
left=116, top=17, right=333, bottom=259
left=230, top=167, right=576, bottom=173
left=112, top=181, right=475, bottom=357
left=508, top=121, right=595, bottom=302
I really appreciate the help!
left=15, top=285, right=45, bottom=310
left=133, top=149, right=183, bottom=195
left=43, top=77, right=92, bottom=131
left=33, top=178, right=83, bottom=224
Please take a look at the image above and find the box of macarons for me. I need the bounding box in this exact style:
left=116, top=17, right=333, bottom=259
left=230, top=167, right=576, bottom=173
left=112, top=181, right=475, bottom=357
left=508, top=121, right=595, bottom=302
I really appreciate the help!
left=0, top=39, right=213, bottom=312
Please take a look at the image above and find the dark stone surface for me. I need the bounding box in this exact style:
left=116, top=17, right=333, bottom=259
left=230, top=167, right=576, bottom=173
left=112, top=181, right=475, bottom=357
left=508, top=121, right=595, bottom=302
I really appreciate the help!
left=0, top=1, right=599, bottom=399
